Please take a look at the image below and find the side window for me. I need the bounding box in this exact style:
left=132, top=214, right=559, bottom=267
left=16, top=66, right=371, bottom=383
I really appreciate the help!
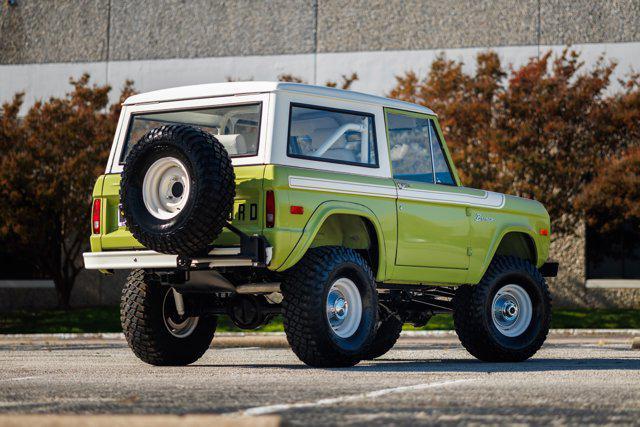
left=386, top=109, right=455, bottom=185
left=429, top=124, right=455, bottom=185
left=386, top=111, right=434, bottom=183
left=287, top=104, right=378, bottom=167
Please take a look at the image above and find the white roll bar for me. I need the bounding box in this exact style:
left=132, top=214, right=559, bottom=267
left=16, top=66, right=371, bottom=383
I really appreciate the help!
left=313, top=122, right=367, bottom=158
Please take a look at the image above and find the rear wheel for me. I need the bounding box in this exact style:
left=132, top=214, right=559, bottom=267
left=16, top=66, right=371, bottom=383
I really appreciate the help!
left=281, top=246, right=378, bottom=367
left=361, top=307, right=403, bottom=360
left=453, top=256, right=551, bottom=362
left=120, top=269, right=217, bottom=366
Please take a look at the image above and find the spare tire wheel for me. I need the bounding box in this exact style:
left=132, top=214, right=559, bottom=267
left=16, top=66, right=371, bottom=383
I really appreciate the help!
left=120, top=125, right=235, bottom=256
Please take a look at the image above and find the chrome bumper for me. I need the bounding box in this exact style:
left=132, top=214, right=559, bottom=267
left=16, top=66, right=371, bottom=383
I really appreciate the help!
left=83, top=247, right=272, bottom=270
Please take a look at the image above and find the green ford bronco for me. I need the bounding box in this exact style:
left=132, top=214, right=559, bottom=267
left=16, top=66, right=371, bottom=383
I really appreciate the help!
left=84, top=82, right=558, bottom=367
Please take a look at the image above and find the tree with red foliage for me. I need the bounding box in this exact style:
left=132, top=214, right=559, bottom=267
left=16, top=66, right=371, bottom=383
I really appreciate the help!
left=575, top=147, right=640, bottom=233
left=0, top=75, right=135, bottom=307
left=278, top=72, right=359, bottom=90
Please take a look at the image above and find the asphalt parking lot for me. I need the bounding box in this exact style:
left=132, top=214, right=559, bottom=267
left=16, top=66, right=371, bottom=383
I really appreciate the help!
left=1, top=332, right=639, bottom=426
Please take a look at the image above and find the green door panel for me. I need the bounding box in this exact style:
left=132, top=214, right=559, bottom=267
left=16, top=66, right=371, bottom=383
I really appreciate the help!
left=384, top=107, right=471, bottom=272
left=395, top=180, right=471, bottom=269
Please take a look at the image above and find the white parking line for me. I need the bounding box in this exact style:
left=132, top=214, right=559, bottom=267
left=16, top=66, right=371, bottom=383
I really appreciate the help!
left=241, top=378, right=476, bottom=416
left=219, top=347, right=260, bottom=351
left=0, top=376, right=41, bottom=382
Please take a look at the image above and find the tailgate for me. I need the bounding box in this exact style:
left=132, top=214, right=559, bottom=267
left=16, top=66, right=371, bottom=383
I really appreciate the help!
left=96, top=165, right=266, bottom=250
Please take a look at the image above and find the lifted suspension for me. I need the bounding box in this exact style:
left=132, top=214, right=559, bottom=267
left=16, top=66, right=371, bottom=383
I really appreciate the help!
left=377, top=285, right=456, bottom=327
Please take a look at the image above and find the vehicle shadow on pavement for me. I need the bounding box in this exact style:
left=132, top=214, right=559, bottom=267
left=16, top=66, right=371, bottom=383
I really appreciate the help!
left=192, top=357, right=640, bottom=372
left=347, top=357, right=640, bottom=372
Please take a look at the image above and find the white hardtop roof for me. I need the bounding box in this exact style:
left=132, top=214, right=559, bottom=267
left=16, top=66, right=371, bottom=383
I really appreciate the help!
left=124, top=81, right=435, bottom=115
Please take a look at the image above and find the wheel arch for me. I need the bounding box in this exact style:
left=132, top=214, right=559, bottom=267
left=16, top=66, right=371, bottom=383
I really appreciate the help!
left=494, top=231, right=537, bottom=265
left=473, top=227, right=539, bottom=283
left=276, top=201, right=386, bottom=280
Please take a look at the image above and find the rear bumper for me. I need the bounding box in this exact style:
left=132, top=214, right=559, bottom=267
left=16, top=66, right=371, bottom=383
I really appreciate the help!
left=83, top=247, right=272, bottom=270
left=539, top=261, right=559, bottom=278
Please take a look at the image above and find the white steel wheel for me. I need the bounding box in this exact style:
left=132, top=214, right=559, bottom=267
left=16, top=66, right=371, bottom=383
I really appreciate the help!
left=162, top=289, right=199, bottom=338
left=326, top=277, right=363, bottom=339
left=142, top=157, right=190, bottom=219
left=491, top=284, right=533, bottom=338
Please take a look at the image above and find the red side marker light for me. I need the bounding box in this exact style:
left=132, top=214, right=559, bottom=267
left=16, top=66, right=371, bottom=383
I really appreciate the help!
left=265, top=190, right=275, bottom=228
left=92, top=199, right=101, bottom=234
left=539, top=228, right=549, bottom=236
left=290, top=205, right=304, bottom=215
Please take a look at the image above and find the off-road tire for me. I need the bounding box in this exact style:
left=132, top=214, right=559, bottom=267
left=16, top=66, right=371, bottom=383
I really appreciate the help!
left=281, top=246, right=378, bottom=368
left=120, top=269, right=217, bottom=366
left=362, top=308, right=403, bottom=360
left=120, top=125, right=235, bottom=256
left=453, top=256, right=551, bottom=362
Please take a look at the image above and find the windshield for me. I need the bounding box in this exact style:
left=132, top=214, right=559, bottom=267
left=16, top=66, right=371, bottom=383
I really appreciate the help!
left=120, top=103, right=261, bottom=163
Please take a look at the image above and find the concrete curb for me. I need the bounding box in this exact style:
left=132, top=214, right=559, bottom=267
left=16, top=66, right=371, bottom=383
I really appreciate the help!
left=0, top=415, right=279, bottom=427
left=3, top=329, right=640, bottom=340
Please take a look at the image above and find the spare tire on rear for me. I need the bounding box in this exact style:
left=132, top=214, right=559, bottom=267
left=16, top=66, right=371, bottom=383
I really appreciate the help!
left=120, top=125, right=235, bottom=256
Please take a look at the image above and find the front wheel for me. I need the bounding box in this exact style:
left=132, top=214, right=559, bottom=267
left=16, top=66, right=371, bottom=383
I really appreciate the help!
left=281, top=247, right=378, bottom=367
left=120, top=269, right=217, bottom=366
left=453, top=256, right=551, bottom=362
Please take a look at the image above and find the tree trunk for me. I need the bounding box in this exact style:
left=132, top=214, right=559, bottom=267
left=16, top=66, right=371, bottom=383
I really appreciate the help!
left=54, top=276, right=74, bottom=309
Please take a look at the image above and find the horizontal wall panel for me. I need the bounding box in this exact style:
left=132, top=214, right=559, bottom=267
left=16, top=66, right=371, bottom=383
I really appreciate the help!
left=540, top=0, right=640, bottom=45
left=0, top=0, right=109, bottom=64
left=3, top=42, right=639, bottom=115
left=108, top=0, right=317, bottom=61
left=317, top=0, right=539, bottom=53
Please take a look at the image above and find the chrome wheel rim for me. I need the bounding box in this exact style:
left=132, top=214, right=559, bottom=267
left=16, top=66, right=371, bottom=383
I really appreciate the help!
left=326, top=278, right=362, bottom=339
left=142, top=157, right=190, bottom=219
left=492, top=284, right=532, bottom=337
left=162, top=289, right=199, bottom=338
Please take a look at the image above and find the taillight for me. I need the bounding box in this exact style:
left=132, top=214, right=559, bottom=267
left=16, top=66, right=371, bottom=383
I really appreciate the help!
left=265, top=190, right=275, bottom=228
left=539, top=228, right=549, bottom=236
left=92, top=199, right=101, bottom=234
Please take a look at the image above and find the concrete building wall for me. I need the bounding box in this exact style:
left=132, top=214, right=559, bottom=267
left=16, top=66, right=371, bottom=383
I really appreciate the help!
left=1, top=0, right=639, bottom=310
left=3, top=0, right=638, bottom=63
left=2, top=0, right=639, bottom=108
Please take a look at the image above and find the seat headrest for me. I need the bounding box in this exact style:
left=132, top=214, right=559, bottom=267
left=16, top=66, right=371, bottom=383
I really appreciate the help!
left=215, top=134, right=247, bottom=155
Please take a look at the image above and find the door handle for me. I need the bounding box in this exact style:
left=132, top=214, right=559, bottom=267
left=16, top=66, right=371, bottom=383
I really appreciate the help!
left=397, top=182, right=410, bottom=190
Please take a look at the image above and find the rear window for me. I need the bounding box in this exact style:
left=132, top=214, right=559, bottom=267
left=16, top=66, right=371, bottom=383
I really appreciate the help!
left=120, top=103, right=261, bottom=163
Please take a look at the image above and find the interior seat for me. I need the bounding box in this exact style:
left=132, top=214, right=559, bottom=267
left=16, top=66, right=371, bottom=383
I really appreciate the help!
left=216, top=134, right=247, bottom=155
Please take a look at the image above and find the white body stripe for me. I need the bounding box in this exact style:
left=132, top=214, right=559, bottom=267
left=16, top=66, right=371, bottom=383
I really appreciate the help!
left=288, top=176, right=397, bottom=198
left=398, top=187, right=506, bottom=209
left=289, top=176, right=505, bottom=209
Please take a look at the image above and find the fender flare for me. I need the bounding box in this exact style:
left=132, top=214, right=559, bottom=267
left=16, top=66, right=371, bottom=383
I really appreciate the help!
left=275, top=201, right=387, bottom=279
left=475, top=224, right=539, bottom=281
